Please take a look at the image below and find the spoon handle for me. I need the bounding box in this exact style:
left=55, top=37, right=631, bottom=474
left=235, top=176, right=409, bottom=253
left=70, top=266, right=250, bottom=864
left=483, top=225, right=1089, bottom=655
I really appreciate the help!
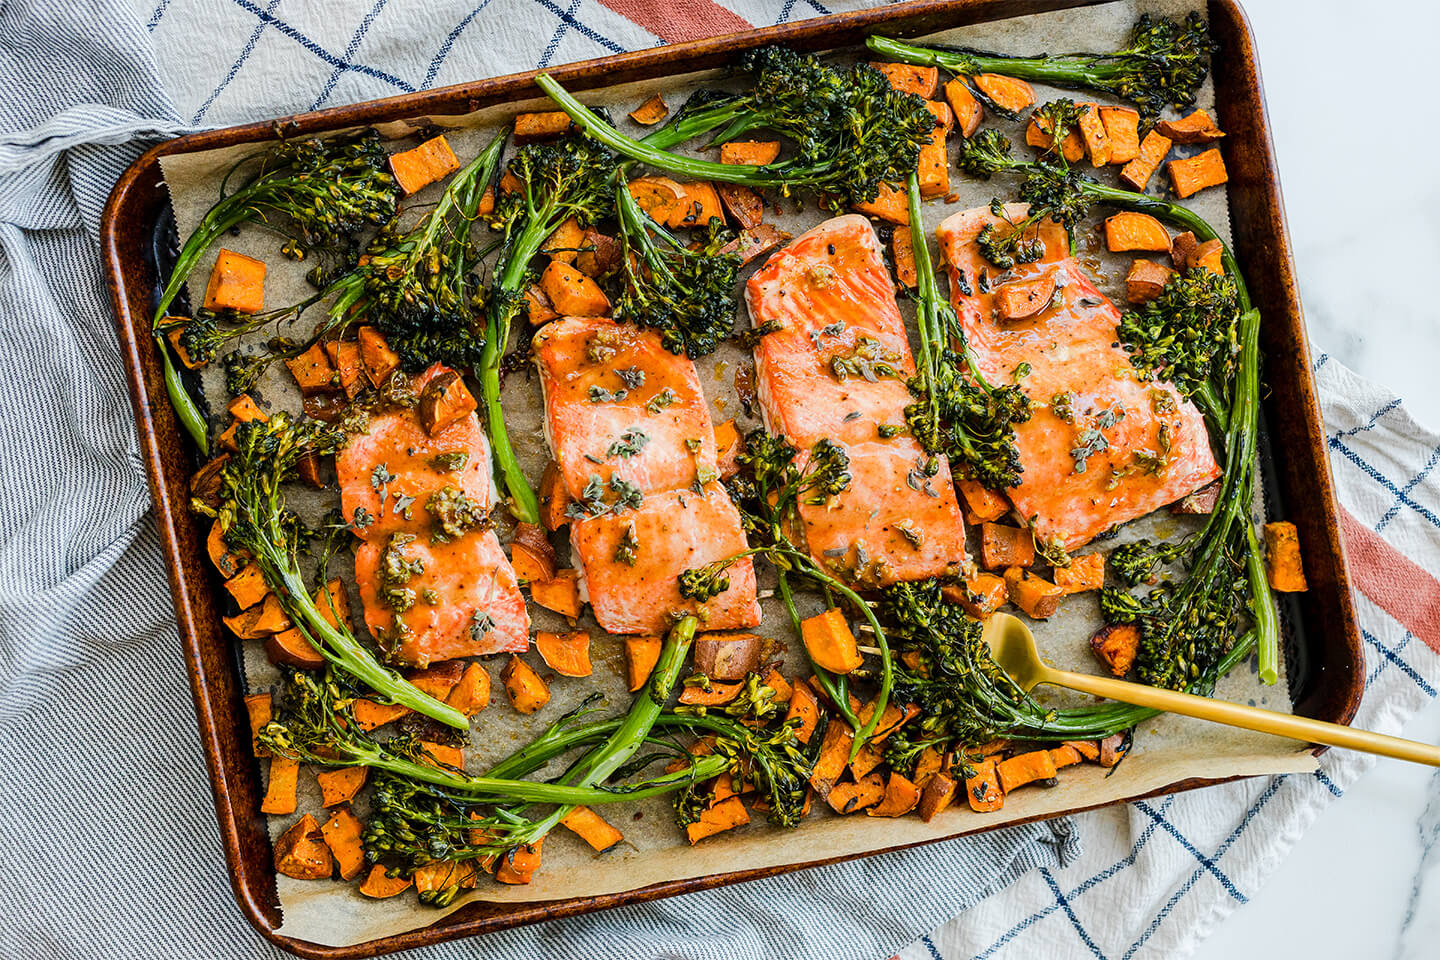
left=1047, top=667, right=1440, bottom=766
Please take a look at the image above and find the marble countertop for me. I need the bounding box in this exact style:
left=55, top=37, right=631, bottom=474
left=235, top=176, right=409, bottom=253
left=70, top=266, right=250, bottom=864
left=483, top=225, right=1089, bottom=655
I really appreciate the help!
left=1193, top=1, right=1440, bottom=957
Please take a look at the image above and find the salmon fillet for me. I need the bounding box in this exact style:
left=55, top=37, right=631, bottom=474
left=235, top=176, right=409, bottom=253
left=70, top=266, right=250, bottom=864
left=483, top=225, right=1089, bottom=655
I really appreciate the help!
left=336, top=363, right=492, bottom=540
left=568, top=484, right=761, bottom=635
left=533, top=317, right=717, bottom=501
left=936, top=204, right=1220, bottom=548
left=354, top=531, right=529, bottom=666
left=746, top=214, right=967, bottom=586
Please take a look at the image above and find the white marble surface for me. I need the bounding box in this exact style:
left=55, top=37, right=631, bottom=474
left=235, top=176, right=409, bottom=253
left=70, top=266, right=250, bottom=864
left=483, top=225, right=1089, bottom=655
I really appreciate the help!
left=1194, top=1, right=1440, bottom=957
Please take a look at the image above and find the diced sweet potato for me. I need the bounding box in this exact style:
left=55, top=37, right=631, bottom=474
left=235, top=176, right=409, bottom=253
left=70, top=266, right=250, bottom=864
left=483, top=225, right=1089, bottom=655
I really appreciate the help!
left=1170, top=230, right=1199, bottom=271
left=165, top=324, right=205, bottom=370
left=542, top=216, right=585, bottom=264
left=561, top=806, right=624, bottom=852
left=192, top=455, right=229, bottom=511
left=717, top=183, right=764, bottom=230
left=1126, top=258, right=1176, bottom=303
left=965, top=758, right=1004, bottom=812
left=1264, top=521, right=1308, bottom=592
left=316, top=766, right=367, bottom=808
left=994, top=275, right=1056, bottom=321
left=1156, top=108, right=1225, bottom=144
left=678, top=679, right=744, bottom=706
left=417, top=369, right=476, bottom=437
left=719, top=140, right=781, bottom=166
left=980, top=522, right=1035, bottom=570
left=476, top=185, right=495, bottom=216
left=420, top=741, right=465, bottom=770
left=320, top=808, right=366, bottom=881
left=359, top=864, right=412, bottom=899
left=692, top=631, right=765, bottom=681
left=285, top=343, right=338, bottom=396
left=295, top=452, right=324, bottom=489
left=917, top=771, right=958, bottom=822
left=973, top=74, right=1034, bottom=113
left=943, top=572, right=1010, bottom=619
left=1100, top=106, right=1141, bottom=164
left=536, top=630, right=593, bottom=677
left=623, top=635, right=662, bottom=693
left=784, top=681, right=821, bottom=744
left=1090, top=623, right=1141, bottom=676
left=494, top=841, right=542, bottom=884
left=510, top=522, right=557, bottom=585
left=224, top=564, right=269, bottom=610
left=274, top=814, right=332, bottom=880
left=1076, top=103, right=1110, bottom=167
left=809, top=720, right=854, bottom=794
left=207, top=522, right=248, bottom=580
left=825, top=771, right=887, bottom=814
left=685, top=796, right=749, bottom=844
left=406, top=660, right=465, bottom=701
left=1167, top=148, right=1228, bottom=199
left=669, top=181, right=724, bottom=229
left=852, top=181, right=908, bottom=225
left=416, top=859, right=480, bottom=894
left=714, top=418, right=742, bottom=480
left=628, top=94, right=669, bottom=126
left=891, top=226, right=917, bottom=287
left=957, top=479, right=1010, bottom=522
left=943, top=78, right=984, bottom=138
left=1050, top=744, right=1084, bottom=769
left=264, top=625, right=324, bottom=669
left=575, top=229, right=622, bottom=278
left=849, top=742, right=885, bottom=781
left=914, top=746, right=945, bottom=786
left=446, top=662, right=491, bottom=716
left=1119, top=130, right=1173, bottom=191
left=764, top=668, right=793, bottom=704
left=261, top=756, right=300, bottom=815
left=1004, top=567, right=1064, bottom=619
left=1024, top=114, right=1084, bottom=163
left=226, top=593, right=292, bottom=640
left=1064, top=739, right=1101, bottom=762
left=858, top=696, right=919, bottom=744
left=540, top=259, right=611, bottom=317
left=1099, top=732, right=1130, bottom=767
left=244, top=692, right=272, bottom=758
left=628, top=176, right=686, bottom=225
left=539, top=461, right=570, bottom=531
left=389, top=135, right=460, bottom=195
left=869, top=61, right=938, bottom=97
left=501, top=656, right=551, bottom=714
left=917, top=103, right=950, bottom=198
left=1105, top=212, right=1171, bottom=252
left=357, top=326, right=401, bottom=388
left=514, top=111, right=572, bottom=144
left=353, top=699, right=409, bottom=731
left=721, top=223, right=791, bottom=265
left=997, top=749, right=1058, bottom=792
left=801, top=607, right=864, bottom=674
left=1192, top=239, right=1224, bottom=276
left=927, top=99, right=954, bottom=135
left=531, top=568, right=582, bottom=619
left=1053, top=553, right=1105, bottom=594
left=226, top=393, right=268, bottom=424
left=203, top=249, right=266, bottom=314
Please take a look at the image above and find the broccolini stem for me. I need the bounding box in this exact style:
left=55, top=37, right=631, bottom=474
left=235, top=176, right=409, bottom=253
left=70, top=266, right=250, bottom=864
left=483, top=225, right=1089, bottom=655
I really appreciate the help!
left=866, top=37, right=1133, bottom=108
left=158, top=345, right=210, bottom=453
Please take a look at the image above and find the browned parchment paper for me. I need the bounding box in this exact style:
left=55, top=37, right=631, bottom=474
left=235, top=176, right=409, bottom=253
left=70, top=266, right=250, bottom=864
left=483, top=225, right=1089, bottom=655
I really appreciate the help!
left=157, top=0, right=1315, bottom=946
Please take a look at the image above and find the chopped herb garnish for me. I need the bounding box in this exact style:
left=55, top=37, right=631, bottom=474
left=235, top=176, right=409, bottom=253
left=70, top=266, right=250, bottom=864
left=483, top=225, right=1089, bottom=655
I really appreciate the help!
left=877, top=424, right=904, bottom=439
left=1051, top=391, right=1075, bottom=424
left=905, top=455, right=941, bottom=498
left=351, top=505, right=374, bottom=530
left=615, top=521, right=640, bottom=566
left=843, top=410, right=862, bottom=422
left=615, top=365, right=646, bottom=390
left=607, top=427, right=651, bottom=459
left=589, top=384, right=628, bottom=403
left=370, top=463, right=396, bottom=512
left=831, top=336, right=903, bottom=383
left=427, top=451, right=469, bottom=472
left=392, top=493, right=416, bottom=519
left=426, top=485, right=489, bottom=542
left=645, top=387, right=678, bottom=414
left=684, top=437, right=702, bottom=453
left=421, top=588, right=440, bottom=605
left=378, top=533, right=423, bottom=588
left=469, top=609, right=495, bottom=641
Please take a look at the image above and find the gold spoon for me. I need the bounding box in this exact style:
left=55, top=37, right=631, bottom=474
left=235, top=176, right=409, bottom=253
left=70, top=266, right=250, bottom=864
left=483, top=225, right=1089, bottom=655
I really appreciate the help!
left=983, top=612, right=1440, bottom=765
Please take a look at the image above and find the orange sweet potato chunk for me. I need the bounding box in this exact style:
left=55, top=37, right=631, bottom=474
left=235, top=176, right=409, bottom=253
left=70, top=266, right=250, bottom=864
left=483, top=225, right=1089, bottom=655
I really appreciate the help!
left=389, top=135, right=460, bottom=196
left=203, top=249, right=266, bottom=314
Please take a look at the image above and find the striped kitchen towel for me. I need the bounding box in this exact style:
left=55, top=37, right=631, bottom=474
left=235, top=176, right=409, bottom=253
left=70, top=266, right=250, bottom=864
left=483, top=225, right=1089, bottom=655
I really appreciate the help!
left=2, top=1, right=1436, bottom=959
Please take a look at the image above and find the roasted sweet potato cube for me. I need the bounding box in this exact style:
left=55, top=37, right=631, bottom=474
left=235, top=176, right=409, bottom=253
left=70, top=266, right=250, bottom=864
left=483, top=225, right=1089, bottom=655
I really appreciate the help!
left=494, top=841, right=542, bottom=884
left=514, top=111, right=572, bottom=144
left=628, top=175, right=686, bottom=225
left=418, top=369, right=477, bottom=436
left=866, top=772, right=921, bottom=818
left=389, top=135, right=460, bottom=195
left=764, top=668, right=793, bottom=704
left=1075, top=103, right=1110, bottom=166
left=852, top=181, right=908, bottom=225
left=420, top=741, right=465, bottom=770
left=536, top=630, right=593, bottom=677
left=716, top=183, right=764, bottom=230
left=1170, top=230, right=1199, bottom=271
left=719, top=140, right=781, bottom=165
left=1025, top=115, right=1085, bottom=163
left=225, top=592, right=292, bottom=639
left=825, top=771, right=887, bottom=815
left=227, top=393, right=268, bottom=425
left=357, top=326, right=400, bottom=388
left=677, top=679, right=743, bottom=706
left=1126, top=259, right=1176, bottom=303
left=943, top=79, right=984, bottom=138
left=917, top=103, right=950, bottom=198
left=801, top=607, right=864, bottom=674
left=1064, top=739, right=1101, bottom=762
left=416, top=859, right=480, bottom=893
left=943, top=572, right=1009, bottom=619
left=1167, top=148, right=1228, bottom=199
left=561, top=806, right=624, bottom=852
left=575, top=229, right=622, bottom=278
left=165, top=324, right=205, bottom=370
left=808, top=720, right=854, bottom=794
left=274, top=814, right=332, bottom=880
left=244, top=692, right=272, bottom=758
left=849, top=742, right=885, bottom=781
left=1053, top=553, right=1105, bottom=594
left=510, top=524, right=557, bottom=584
left=501, top=656, right=551, bottom=714
left=1156, top=108, right=1225, bottom=144
left=359, top=864, right=411, bottom=899
left=261, top=756, right=300, bottom=816
left=957, top=479, right=1010, bottom=522
left=994, top=275, right=1056, bottom=321
left=973, top=74, right=1034, bottom=113
left=203, top=249, right=266, bottom=314
left=713, top=418, right=742, bottom=480
left=722, top=223, right=791, bottom=266
left=868, top=61, right=938, bottom=97
left=965, top=758, right=1004, bottom=812
left=980, top=522, right=1034, bottom=570
left=263, top=626, right=323, bottom=669
left=1090, top=623, right=1141, bottom=676
left=997, top=749, right=1058, bottom=793
left=445, top=662, right=491, bottom=716
left=917, top=771, right=958, bottom=822
left=1050, top=744, right=1085, bottom=769
left=541, top=216, right=585, bottom=264
left=353, top=699, right=409, bottom=731
left=540, top=259, right=610, bottom=317
left=692, top=631, right=765, bottom=681
left=891, top=226, right=917, bottom=287
left=1119, top=130, right=1173, bottom=191
left=685, top=796, right=750, bottom=844
left=316, top=766, right=367, bottom=807
left=539, top=461, right=570, bottom=531
left=1099, top=733, right=1131, bottom=767
left=285, top=343, right=338, bottom=396
left=1004, top=567, right=1064, bottom=619
left=1264, top=521, right=1308, bottom=592
left=783, top=681, right=821, bottom=744
left=1100, top=106, right=1141, bottom=163
left=531, top=568, right=582, bottom=619
left=622, top=635, right=662, bottom=693
left=628, top=94, right=668, bottom=126
left=320, top=808, right=366, bottom=881
left=1192, top=239, right=1224, bottom=276
left=665, top=181, right=724, bottom=229
left=1105, top=212, right=1171, bottom=252
left=405, top=660, right=464, bottom=701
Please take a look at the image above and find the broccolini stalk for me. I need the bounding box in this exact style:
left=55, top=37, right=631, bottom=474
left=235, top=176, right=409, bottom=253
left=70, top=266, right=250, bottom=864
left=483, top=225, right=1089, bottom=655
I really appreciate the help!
left=210, top=414, right=467, bottom=729
left=901, top=172, right=1032, bottom=488
left=535, top=64, right=935, bottom=209
left=480, top=135, right=617, bottom=523
left=611, top=178, right=741, bottom=358
left=153, top=131, right=398, bottom=451
left=866, top=13, right=1215, bottom=120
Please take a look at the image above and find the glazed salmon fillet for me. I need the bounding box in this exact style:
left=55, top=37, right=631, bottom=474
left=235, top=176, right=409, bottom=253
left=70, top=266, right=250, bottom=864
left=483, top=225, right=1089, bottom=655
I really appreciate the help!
left=533, top=317, right=717, bottom=501
left=569, top=484, right=760, bottom=635
left=354, top=531, right=529, bottom=666
left=336, top=363, right=492, bottom=540
left=936, top=204, right=1220, bottom=548
left=747, top=214, right=967, bottom=586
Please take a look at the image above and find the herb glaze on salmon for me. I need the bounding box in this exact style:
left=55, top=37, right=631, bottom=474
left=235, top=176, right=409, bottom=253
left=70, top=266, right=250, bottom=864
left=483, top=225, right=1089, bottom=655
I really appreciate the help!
left=936, top=204, right=1220, bottom=549
left=746, top=214, right=967, bottom=586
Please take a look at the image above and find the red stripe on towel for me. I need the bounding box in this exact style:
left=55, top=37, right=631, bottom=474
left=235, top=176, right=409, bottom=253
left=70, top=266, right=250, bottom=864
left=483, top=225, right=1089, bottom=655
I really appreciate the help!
left=598, top=0, right=753, bottom=43
left=1339, top=507, right=1440, bottom=653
